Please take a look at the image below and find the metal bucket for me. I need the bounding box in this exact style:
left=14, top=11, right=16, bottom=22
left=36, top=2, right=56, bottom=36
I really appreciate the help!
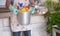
left=17, top=12, right=31, bottom=25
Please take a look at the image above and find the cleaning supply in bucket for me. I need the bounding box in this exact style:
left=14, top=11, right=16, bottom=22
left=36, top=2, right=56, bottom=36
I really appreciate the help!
left=18, top=3, right=24, bottom=9
left=20, top=7, right=27, bottom=12
left=18, top=6, right=29, bottom=12
left=18, top=9, right=22, bottom=12
left=24, top=6, right=29, bottom=11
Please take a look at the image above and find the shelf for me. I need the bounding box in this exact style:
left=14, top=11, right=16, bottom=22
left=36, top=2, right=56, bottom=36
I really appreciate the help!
left=0, top=8, right=10, bottom=13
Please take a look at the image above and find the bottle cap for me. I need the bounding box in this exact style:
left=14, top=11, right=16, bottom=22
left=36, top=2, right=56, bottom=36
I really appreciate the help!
left=18, top=3, right=23, bottom=9
left=24, top=6, right=29, bottom=11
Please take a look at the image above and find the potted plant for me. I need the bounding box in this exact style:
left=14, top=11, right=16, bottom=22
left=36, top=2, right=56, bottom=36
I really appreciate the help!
left=44, top=0, right=60, bottom=36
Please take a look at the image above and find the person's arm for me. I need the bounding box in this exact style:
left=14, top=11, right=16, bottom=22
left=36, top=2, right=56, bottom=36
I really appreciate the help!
left=13, top=0, right=18, bottom=8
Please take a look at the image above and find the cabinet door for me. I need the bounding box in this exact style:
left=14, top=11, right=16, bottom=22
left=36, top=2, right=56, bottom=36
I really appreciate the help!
left=0, top=0, right=6, bottom=8
left=0, top=19, right=3, bottom=28
left=0, top=19, right=3, bottom=36
left=0, top=18, right=12, bottom=36
left=3, top=18, right=9, bottom=27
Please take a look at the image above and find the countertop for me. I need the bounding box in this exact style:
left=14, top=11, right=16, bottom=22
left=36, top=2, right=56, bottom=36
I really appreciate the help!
left=0, top=12, right=44, bottom=18
left=0, top=8, right=44, bottom=18
left=0, top=8, right=10, bottom=12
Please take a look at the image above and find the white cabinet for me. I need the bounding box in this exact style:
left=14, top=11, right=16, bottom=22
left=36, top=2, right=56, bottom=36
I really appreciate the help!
left=0, top=18, right=11, bottom=36
left=31, top=23, right=47, bottom=36
left=30, top=16, right=47, bottom=36
left=2, top=18, right=9, bottom=27
left=2, top=27, right=12, bottom=36
left=0, top=13, right=47, bottom=36
left=0, top=19, right=3, bottom=28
